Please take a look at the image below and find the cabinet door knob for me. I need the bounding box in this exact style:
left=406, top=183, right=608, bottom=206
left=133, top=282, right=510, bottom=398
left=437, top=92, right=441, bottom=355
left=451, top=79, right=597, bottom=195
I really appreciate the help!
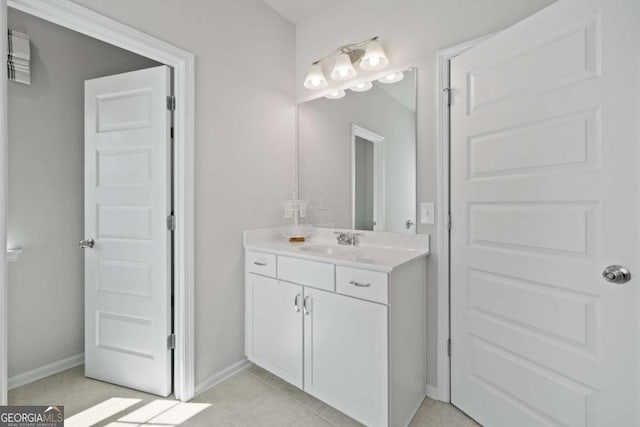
left=253, top=260, right=267, bottom=266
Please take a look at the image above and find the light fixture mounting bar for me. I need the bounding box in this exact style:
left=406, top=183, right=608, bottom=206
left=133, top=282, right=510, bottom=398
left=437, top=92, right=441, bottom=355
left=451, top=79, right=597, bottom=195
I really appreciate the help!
left=311, top=36, right=379, bottom=66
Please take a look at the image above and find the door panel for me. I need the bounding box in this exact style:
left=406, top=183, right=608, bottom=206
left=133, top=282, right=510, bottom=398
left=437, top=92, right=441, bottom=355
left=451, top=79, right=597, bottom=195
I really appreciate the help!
left=450, top=0, right=639, bottom=426
left=84, top=66, right=172, bottom=396
left=246, top=275, right=303, bottom=388
left=303, top=288, right=387, bottom=426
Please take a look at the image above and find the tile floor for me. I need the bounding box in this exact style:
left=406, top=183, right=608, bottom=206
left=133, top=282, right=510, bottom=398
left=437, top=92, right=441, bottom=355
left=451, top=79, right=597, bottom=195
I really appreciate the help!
left=8, top=364, right=480, bottom=426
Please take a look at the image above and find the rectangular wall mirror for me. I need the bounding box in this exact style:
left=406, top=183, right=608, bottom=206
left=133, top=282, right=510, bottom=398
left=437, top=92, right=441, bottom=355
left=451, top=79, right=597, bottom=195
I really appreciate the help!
left=298, top=68, right=417, bottom=234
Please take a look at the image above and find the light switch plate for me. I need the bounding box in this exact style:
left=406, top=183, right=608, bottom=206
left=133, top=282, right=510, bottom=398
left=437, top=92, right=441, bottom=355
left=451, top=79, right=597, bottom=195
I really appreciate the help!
left=420, top=202, right=435, bottom=224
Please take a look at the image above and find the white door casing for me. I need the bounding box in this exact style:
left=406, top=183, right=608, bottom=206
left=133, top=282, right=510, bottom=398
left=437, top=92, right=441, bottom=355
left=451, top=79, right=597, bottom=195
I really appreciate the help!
left=84, top=65, right=172, bottom=397
left=0, top=0, right=6, bottom=406
left=0, top=0, right=196, bottom=403
left=450, top=0, right=640, bottom=426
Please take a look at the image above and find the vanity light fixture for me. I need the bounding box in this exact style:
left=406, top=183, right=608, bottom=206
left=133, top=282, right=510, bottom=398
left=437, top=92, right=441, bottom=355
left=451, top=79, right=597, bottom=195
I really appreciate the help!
left=378, top=71, right=404, bottom=84
left=349, top=81, right=373, bottom=92
left=360, top=39, right=389, bottom=71
left=304, top=36, right=389, bottom=89
left=331, top=53, right=358, bottom=80
left=325, top=90, right=346, bottom=100
left=303, top=64, right=328, bottom=89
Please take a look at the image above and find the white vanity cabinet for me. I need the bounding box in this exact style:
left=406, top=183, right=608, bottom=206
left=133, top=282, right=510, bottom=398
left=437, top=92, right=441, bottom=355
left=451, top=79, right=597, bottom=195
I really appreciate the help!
left=245, top=247, right=427, bottom=427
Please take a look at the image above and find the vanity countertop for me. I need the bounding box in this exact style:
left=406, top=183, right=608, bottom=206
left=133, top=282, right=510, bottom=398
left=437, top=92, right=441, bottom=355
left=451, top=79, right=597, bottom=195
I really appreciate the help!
left=244, top=228, right=429, bottom=273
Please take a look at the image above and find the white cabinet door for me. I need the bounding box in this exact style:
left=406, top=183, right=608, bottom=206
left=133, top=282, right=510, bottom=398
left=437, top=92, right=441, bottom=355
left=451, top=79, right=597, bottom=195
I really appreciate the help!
left=303, top=288, right=388, bottom=426
left=84, top=66, right=172, bottom=396
left=247, top=274, right=303, bottom=387
left=450, top=0, right=640, bottom=425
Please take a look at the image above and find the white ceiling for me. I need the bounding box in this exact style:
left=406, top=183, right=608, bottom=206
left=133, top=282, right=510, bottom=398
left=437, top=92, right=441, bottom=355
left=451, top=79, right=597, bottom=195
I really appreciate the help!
left=262, top=0, right=341, bottom=24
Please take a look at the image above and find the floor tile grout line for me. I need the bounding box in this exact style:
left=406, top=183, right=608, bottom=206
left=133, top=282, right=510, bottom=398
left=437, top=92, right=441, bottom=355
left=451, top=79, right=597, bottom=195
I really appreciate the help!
left=317, top=413, right=339, bottom=426
left=245, top=369, right=283, bottom=392
left=245, top=368, right=329, bottom=415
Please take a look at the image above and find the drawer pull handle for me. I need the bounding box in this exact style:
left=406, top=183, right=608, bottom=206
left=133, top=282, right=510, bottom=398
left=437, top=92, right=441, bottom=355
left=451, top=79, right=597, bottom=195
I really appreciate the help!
left=253, top=260, right=267, bottom=266
left=294, top=293, right=301, bottom=313
left=303, top=296, right=311, bottom=315
left=349, top=280, right=371, bottom=288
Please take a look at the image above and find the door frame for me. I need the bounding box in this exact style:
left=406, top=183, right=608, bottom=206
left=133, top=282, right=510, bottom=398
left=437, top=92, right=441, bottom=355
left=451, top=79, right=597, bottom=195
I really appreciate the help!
left=351, top=124, right=385, bottom=231
left=434, top=33, right=495, bottom=403
left=0, top=0, right=196, bottom=403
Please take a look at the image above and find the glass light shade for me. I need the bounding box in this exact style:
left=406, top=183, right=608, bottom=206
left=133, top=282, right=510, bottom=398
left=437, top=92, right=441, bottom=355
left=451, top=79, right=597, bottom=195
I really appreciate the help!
left=378, top=71, right=404, bottom=84
left=304, top=64, right=328, bottom=90
left=325, top=90, right=346, bottom=100
left=349, top=81, right=373, bottom=92
left=330, top=53, right=357, bottom=80
left=360, top=40, right=389, bottom=71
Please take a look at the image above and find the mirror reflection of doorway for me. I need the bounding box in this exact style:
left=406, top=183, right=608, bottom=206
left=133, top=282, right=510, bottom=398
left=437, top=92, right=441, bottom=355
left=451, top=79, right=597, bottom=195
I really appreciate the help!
left=351, top=125, right=384, bottom=232
left=354, top=136, right=376, bottom=231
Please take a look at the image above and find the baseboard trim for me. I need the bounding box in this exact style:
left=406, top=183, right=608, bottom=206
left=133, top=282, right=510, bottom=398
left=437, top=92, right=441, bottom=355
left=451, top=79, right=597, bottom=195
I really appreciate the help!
left=402, top=393, right=427, bottom=427
left=425, top=384, right=441, bottom=401
left=194, top=358, right=251, bottom=397
left=8, top=353, right=84, bottom=390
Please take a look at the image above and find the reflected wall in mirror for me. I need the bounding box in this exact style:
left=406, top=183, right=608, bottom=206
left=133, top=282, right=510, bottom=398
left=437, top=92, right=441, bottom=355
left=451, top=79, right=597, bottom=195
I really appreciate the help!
left=298, top=68, right=417, bottom=234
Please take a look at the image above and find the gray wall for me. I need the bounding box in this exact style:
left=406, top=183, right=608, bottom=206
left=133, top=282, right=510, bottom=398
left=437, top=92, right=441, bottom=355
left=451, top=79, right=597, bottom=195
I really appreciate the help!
left=296, top=0, right=557, bottom=388
left=70, top=0, right=297, bottom=387
left=7, top=9, right=159, bottom=378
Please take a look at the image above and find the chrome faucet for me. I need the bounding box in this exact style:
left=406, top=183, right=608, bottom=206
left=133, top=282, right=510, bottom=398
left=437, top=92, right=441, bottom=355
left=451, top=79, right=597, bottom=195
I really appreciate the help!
left=334, top=231, right=361, bottom=246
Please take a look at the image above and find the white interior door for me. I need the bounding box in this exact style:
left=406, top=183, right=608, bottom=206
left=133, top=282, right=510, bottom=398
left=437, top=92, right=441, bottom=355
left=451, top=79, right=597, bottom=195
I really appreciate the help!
left=84, top=65, right=172, bottom=396
left=450, top=0, right=639, bottom=426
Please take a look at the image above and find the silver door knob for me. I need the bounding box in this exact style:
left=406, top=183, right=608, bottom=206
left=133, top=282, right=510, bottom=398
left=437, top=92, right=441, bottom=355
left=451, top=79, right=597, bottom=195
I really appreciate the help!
left=79, top=238, right=95, bottom=249
left=602, top=265, right=631, bottom=284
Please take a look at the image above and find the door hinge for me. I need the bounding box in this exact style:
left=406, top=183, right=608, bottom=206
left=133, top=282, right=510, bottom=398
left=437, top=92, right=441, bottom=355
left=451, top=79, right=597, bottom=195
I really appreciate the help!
left=443, top=87, right=452, bottom=106
left=168, top=333, right=176, bottom=350
left=167, top=95, right=176, bottom=111
left=448, top=213, right=452, bottom=231
left=170, top=127, right=174, bottom=139
left=167, top=214, right=176, bottom=231
left=447, top=339, right=452, bottom=357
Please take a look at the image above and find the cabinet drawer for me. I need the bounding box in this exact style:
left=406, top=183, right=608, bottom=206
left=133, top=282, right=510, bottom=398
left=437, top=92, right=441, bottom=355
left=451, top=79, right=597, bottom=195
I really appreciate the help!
left=246, top=251, right=277, bottom=277
left=336, top=266, right=388, bottom=304
left=278, top=256, right=335, bottom=291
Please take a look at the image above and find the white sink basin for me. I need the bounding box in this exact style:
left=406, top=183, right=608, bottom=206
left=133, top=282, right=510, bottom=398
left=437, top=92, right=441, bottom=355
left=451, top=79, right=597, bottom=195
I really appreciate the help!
left=297, top=243, right=420, bottom=266
left=298, top=244, right=355, bottom=256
